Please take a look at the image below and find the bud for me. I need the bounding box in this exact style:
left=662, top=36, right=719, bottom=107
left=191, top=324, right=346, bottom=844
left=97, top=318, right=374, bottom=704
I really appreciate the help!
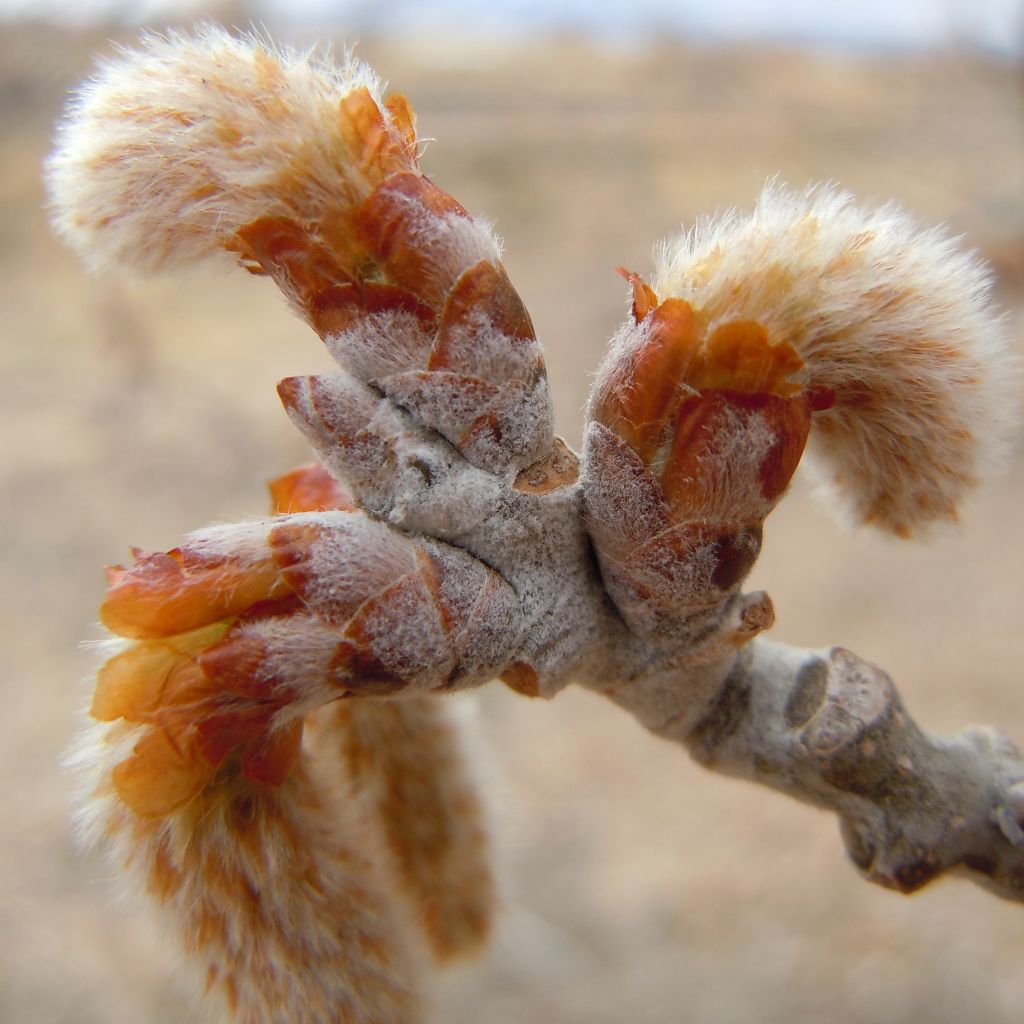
left=584, top=184, right=1014, bottom=640
left=652, top=184, right=1014, bottom=537
left=46, top=26, right=416, bottom=278
left=90, top=497, right=523, bottom=817
left=47, top=27, right=554, bottom=477
left=584, top=272, right=815, bottom=641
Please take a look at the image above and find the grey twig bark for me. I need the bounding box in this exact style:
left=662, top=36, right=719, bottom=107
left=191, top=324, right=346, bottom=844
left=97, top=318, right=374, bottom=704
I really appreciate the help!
left=674, top=640, right=1024, bottom=901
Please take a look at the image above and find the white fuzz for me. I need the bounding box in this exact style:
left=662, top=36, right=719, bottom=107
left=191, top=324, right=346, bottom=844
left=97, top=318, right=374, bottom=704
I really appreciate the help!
left=70, top=714, right=425, bottom=1024
left=46, top=25, right=392, bottom=273
left=655, top=183, right=1017, bottom=535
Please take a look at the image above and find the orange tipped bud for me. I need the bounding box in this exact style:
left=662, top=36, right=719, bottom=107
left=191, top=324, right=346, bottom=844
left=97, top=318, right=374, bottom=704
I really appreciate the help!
left=95, top=606, right=309, bottom=815
left=592, top=278, right=811, bottom=517
left=92, top=572, right=309, bottom=817
left=594, top=285, right=806, bottom=469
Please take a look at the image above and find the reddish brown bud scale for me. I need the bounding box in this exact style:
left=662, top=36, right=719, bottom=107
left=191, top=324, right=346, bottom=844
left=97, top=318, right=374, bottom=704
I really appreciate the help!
left=755, top=396, right=814, bottom=501
left=90, top=623, right=229, bottom=722
left=307, top=281, right=438, bottom=343
left=192, top=704, right=277, bottom=773
left=585, top=278, right=815, bottom=642
left=102, top=546, right=289, bottom=639
left=387, top=371, right=502, bottom=425
left=595, top=297, right=700, bottom=465
left=413, top=547, right=449, bottom=627
left=383, top=93, right=417, bottom=152
left=268, top=518, right=408, bottom=627
left=266, top=520, right=329, bottom=599
left=633, top=520, right=761, bottom=597
left=430, top=259, right=537, bottom=369
left=425, top=553, right=524, bottom=681
left=336, top=86, right=418, bottom=188
left=615, top=266, right=659, bottom=321
left=238, top=718, right=305, bottom=787
left=699, top=320, right=803, bottom=396
left=196, top=630, right=278, bottom=698
left=328, top=642, right=411, bottom=697
left=708, top=525, right=765, bottom=591
left=356, top=172, right=473, bottom=308
left=201, top=694, right=298, bottom=794
left=231, top=216, right=358, bottom=300
left=110, top=726, right=214, bottom=819
left=337, top=571, right=455, bottom=691
left=658, top=391, right=733, bottom=511
left=660, top=391, right=811, bottom=513
left=277, top=374, right=381, bottom=450
left=500, top=660, right=541, bottom=698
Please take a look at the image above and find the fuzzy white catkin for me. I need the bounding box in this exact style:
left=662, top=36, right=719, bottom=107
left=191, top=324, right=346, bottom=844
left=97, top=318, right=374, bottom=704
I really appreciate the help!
left=652, top=183, right=1017, bottom=536
left=46, top=25, right=393, bottom=273
left=68, top=714, right=425, bottom=1024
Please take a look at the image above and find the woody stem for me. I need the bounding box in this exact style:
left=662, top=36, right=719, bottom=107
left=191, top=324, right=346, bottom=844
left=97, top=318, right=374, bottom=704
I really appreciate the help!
left=664, top=638, right=1024, bottom=901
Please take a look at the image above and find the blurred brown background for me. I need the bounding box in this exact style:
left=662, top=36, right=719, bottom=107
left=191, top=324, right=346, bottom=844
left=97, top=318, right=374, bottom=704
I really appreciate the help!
left=2, top=6, right=1024, bottom=1023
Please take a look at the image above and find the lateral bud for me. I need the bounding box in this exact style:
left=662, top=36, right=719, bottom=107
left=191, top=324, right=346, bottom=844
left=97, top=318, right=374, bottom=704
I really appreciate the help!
left=583, top=274, right=813, bottom=643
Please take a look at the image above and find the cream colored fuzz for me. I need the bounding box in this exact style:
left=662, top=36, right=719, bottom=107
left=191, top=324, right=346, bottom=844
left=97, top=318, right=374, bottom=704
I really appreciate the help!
left=655, top=183, right=1016, bottom=535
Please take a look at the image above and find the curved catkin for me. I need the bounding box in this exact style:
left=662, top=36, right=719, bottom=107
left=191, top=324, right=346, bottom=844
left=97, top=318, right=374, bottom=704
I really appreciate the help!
left=68, top=718, right=423, bottom=1024
left=653, top=183, right=1017, bottom=537
left=324, top=699, right=496, bottom=963
left=45, top=25, right=410, bottom=273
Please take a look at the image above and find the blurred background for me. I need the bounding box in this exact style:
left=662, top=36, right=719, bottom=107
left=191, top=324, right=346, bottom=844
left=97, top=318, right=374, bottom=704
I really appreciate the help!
left=2, top=1, right=1023, bottom=1022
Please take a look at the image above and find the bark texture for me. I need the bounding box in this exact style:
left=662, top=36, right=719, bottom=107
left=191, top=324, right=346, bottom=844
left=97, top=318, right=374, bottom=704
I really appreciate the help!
left=672, top=640, right=1024, bottom=902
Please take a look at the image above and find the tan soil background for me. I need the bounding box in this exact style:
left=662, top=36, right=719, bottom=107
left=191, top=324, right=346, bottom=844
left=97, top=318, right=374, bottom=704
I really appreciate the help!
left=2, top=17, right=1024, bottom=1024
